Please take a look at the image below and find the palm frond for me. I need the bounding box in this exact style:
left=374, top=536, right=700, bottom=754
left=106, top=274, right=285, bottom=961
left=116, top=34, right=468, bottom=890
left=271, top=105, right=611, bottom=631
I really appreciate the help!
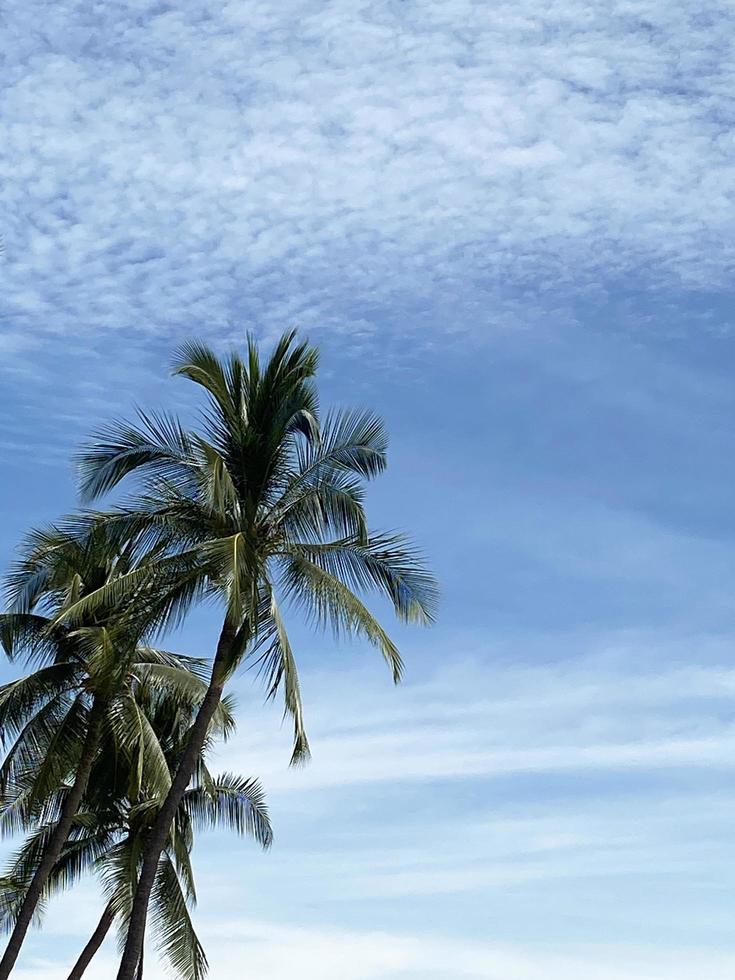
left=255, top=589, right=309, bottom=765
left=284, top=533, right=438, bottom=625
left=274, top=469, right=368, bottom=542
left=100, top=837, right=141, bottom=931
left=280, top=554, right=404, bottom=681
left=0, top=614, right=73, bottom=667
left=293, top=407, right=388, bottom=482
left=182, top=774, right=272, bottom=847
left=151, top=852, right=208, bottom=980
left=106, top=696, right=171, bottom=802
left=0, top=663, right=80, bottom=745
left=0, top=695, right=78, bottom=827
left=77, top=410, right=196, bottom=502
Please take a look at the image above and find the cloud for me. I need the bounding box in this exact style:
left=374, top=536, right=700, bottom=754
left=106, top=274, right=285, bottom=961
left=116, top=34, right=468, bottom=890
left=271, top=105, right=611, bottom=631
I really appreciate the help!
left=215, top=647, right=735, bottom=793
left=14, top=920, right=735, bottom=980
left=1, top=0, right=733, bottom=358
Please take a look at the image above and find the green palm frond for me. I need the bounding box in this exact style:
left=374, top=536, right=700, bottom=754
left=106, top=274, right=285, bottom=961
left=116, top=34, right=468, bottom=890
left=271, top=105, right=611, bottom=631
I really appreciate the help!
left=0, top=875, right=46, bottom=934
left=256, top=588, right=309, bottom=765
left=77, top=410, right=196, bottom=502
left=274, top=469, right=368, bottom=542
left=280, top=553, right=404, bottom=681
left=100, top=838, right=141, bottom=931
left=0, top=818, right=111, bottom=932
left=293, top=407, right=388, bottom=482
left=168, top=820, right=196, bottom=903
left=0, top=694, right=87, bottom=818
left=182, top=774, right=272, bottom=847
left=0, top=696, right=78, bottom=824
left=133, top=664, right=236, bottom=738
left=172, top=342, right=234, bottom=417
left=0, top=663, right=80, bottom=745
left=284, top=533, right=438, bottom=625
left=0, top=614, right=74, bottom=668
left=151, top=852, right=208, bottom=980
left=106, top=696, right=171, bottom=802
left=133, top=647, right=210, bottom=679
left=192, top=436, right=241, bottom=517
left=18, top=695, right=89, bottom=815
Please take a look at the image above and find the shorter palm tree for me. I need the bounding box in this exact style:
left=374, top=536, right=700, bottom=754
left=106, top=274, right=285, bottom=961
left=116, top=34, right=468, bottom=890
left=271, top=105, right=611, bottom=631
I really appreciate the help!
left=0, top=522, right=214, bottom=976
left=0, top=682, right=271, bottom=979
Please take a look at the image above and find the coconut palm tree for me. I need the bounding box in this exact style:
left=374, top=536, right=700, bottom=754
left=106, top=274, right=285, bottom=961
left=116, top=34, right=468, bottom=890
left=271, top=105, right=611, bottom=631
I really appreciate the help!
left=0, top=679, right=271, bottom=980
left=63, top=330, right=438, bottom=979
left=0, top=524, right=215, bottom=977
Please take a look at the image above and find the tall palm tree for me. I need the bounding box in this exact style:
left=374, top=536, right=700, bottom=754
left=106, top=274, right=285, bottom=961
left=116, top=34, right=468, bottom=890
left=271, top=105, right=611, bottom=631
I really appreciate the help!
left=67, top=331, right=438, bottom=979
left=0, top=680, right=271, bottom=980
left=0, top=524, right=212, bottom=978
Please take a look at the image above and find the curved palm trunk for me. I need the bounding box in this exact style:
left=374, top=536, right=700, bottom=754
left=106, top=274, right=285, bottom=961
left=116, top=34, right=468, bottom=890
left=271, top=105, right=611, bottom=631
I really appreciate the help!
left=0, top=696, right=106, bottom=980
left=115, top=624, right=235, bottom=980
left=66, top=903, right=115, bottom=980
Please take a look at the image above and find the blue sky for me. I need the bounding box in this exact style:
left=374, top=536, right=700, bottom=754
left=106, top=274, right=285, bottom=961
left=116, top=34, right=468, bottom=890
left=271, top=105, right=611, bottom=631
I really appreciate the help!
left=2, top=0, right=735, bottom=977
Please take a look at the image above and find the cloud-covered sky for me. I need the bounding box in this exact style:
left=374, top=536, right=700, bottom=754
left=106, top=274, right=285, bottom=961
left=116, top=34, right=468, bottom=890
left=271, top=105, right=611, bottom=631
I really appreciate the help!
left=2, top=0, right=734, bottom=977
left=2, top=0, right=734, bottom=347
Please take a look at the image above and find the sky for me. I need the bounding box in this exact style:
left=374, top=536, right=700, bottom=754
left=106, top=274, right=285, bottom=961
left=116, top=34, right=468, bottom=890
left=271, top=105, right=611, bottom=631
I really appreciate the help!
left=1, top=0, right=735, bottom=977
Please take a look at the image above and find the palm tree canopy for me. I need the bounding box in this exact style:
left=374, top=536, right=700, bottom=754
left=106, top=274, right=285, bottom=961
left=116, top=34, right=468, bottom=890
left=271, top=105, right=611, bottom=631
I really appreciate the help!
left=0, top=681, right=271, bottom=980
left=0, top=524, right=227, bottom=840
left=68, top=331, right=438, bottom=764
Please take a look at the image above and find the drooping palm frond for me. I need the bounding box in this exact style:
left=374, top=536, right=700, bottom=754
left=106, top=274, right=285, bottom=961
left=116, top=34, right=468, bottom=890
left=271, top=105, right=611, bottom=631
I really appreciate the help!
left=0, top=817, right=112, bottom=932
left=0, top=695, right=81, bottom=829
left=282, top=532, right=439, bottom=626
left=181, top=773, right=272, bottom=848
left=255, top=587, right=309, bottom=765
left=0, top=614, right=76, bottom=668
left=0, top=663, right=81, bottom=746
left=278, top=553, right=405, bottom=681
left=151, top=852, right=208, bottom=980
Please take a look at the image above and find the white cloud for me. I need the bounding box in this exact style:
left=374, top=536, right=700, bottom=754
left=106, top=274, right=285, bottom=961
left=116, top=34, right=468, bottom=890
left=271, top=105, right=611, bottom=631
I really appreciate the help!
left=14, top=920, right=735, bottom=980
left=1, top=0, right=733, bottom=354
left=215, top=648, right=735, bottom=792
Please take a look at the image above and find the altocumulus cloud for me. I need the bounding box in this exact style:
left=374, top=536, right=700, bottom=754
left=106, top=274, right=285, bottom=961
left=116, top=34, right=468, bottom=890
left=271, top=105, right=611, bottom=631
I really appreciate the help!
left=0, top=0, right=733, bottom=349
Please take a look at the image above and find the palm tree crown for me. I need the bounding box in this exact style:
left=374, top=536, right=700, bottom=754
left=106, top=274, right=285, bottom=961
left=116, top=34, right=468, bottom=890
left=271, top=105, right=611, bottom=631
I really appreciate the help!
left=0, top=522, right=218, bottom=978
left=73, top=331, right=438, bottom=761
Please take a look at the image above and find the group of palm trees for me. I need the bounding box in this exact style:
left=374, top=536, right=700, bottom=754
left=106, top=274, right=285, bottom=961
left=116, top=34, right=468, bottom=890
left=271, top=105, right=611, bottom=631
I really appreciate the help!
left=0, top=333, right=437, bottom=978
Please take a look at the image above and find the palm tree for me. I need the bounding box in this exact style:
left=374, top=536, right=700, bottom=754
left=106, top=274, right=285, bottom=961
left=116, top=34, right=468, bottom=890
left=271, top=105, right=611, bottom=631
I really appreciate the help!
left=0, top=524, right=213, bottom=978
left=0, top=679, right=271, bottom=979
left=66, top=330, right=438, bottom=979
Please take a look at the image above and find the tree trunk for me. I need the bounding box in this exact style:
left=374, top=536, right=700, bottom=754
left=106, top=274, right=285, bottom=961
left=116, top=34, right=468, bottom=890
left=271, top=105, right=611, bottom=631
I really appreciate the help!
left=135, top=940, right=143, bottom=980
left=115, top=623, right=236, bottom=980
left=0, top=696, right=106, bottom=980
left=66, top=903, right=115, bottom=980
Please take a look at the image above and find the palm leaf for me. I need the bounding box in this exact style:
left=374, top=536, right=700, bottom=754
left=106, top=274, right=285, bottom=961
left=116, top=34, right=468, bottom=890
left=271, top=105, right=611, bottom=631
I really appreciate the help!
left=151, top=852, right=208, bottom=980
left=182, top=774, right=272, bottom=847
left=280, top=554, right=404, bottom=681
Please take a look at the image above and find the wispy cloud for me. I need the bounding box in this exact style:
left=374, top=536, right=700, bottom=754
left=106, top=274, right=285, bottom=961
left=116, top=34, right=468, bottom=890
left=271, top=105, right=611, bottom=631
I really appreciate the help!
left=15, top=918, right=735, bottom=980
left=216, top=648, right=735, bottom=792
